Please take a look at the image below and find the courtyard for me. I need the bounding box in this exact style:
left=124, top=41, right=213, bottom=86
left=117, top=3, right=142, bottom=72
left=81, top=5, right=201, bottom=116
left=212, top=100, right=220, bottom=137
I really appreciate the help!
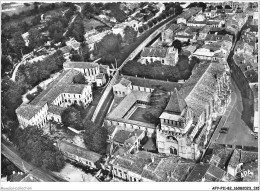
left=128, top=105, right=153, bottom=124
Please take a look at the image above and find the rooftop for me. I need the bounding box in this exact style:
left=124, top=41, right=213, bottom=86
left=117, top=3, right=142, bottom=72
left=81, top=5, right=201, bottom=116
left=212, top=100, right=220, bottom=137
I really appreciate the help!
left=120, top=75, right=183, bottom=92
left=58, top=140, right=101, bottom=162
left=141, top=47, right=168, bottom=58
left=16, top=104, right=43, bottom=121
left=63, top=61, right=99, bottom=69
left=179, top=62, right=224, bottom=119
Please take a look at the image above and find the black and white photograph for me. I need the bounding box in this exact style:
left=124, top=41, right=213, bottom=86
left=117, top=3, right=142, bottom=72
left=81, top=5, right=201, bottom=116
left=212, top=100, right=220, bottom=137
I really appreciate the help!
left=1, top=1, right=259, bottom=190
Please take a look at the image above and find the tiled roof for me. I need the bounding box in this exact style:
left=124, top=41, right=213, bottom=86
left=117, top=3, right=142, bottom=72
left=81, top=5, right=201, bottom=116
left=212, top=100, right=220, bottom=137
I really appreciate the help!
left=205, top=34, right=232, bottom=42
left=85, top=31, right=110, bottom=44
left=20, top=174, right=39, bottom=182
left=107, top=91, right=150, bottom=120
left=63, top=61, right=99, bottom=69
left=141, top=47, right=168, bottom=58
left=64, top=84, right=85, bottom=94
left=60, top=46, right=72, bottom=54
left=113, top=130, right=132, bottom=144
left=166, top=24, right=179, bottom=32
left=121, top=75, right=183, bottom=92
left=175, top=35, right=193, bottom=39
left=107, top=125, right=117, bottom=135
left=119, top=78, right=131, bottom=87
left=187, top=20, right=207, bottom=24
left=112, top=151, right=193, bottom=182
left=48, top=104, right=66, bottom=116
left=58, top=140, right=101, bottom=162
left=180, top=62, right=225, bottom=119
left=164, top=88, right=187, bottom=114
left=9, top=173, right=27, bottom=182
left=16, top=104, right=43, bottom=120
left=185, top=163, right=224, bottom=182
left=96, top=73, right=105, bottom=79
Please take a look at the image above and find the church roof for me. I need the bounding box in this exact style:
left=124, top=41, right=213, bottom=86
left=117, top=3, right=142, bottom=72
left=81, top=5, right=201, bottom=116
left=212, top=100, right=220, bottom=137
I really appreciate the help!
left=164, top=88, right=187, bottom=114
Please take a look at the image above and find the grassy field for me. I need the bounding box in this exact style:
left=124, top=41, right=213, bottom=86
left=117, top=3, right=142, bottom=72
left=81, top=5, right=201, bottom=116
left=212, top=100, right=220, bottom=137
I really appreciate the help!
left=83, top=18, right=105, bottom=31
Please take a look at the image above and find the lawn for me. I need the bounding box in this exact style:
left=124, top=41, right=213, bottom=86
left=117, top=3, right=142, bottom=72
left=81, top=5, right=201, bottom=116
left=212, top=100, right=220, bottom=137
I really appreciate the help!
left=83, top=18, right=105, bottom=31
left=129, top=106, right=153, bottom=124
left=2, top=3, right=34, bottom=16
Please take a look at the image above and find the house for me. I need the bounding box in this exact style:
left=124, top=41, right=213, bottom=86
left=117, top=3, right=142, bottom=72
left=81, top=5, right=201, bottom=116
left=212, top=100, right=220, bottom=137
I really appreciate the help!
left=204, top=34, right=233, bottom=45
left=113, top=78, right=132, bottom=97
left=187, top=14, right=207, bottom=28
left=66, top=38, right=81, bottom=53
left=110, top=151, right=195, bottom=182
left=107, top=126, right=145, bottom=155
left=177, top=7, right=202, bottom=24
left=85, top=30, right=111, bottom=51
left=60, top=46, right=73, bottom=60
left=157, top=61, right=231, bottom=160
left=185, top=163, right=226, bottom=182
left=227, top=149, right=242, bottom=177
left=16, top=69, right=93, bottom=128
left=63, top=61, right=107, bottom=86
left=174, top=26, right=197, bottom=42
left=57, top=140, right=101, bottom=169
left=140, top=47, right=179, bottom=66
left=161, top=24, right=179, bottom=44
left=113, top=75, right=183, bottom=97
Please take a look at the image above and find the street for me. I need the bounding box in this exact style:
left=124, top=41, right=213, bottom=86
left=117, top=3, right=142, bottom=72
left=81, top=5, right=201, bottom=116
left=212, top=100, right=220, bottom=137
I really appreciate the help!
left=1, top=140, right=68, bottom=182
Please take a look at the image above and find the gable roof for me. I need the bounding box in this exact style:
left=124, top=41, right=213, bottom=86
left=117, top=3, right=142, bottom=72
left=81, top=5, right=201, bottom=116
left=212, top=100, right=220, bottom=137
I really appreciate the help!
left=185, top=163, right=225, bottom=182
left=119, top=78, right=132, bottom=87
left=58, top=140, right=101, bottom=162
left=141, top=47, right=168, bottom=58
left=228, top=149, right=240, bottom=168
left=63, top=61, right=99, bottom=69
left=113, top=130, right=132, bottom=144
left=16, top=104, right=43, bottom=120
left=120, top=75, right=183, bottom=92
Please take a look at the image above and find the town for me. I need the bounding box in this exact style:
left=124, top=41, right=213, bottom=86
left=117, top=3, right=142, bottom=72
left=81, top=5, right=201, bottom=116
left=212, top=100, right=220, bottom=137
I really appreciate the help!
left=1, top=1, right=258, bottom=184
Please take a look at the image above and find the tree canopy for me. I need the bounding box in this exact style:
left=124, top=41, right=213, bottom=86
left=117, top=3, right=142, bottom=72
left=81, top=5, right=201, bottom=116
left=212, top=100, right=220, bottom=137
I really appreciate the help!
left=93, top=33, right=122, bottom=63
left=28, top=28, right=43, bottom=49
left=123, top=26, right=138, bottom=44
left=13, top=126, right=65, bottom=172
left=61, top=106, right=83, bottom=130
left=73, top=73, right=86, bottom=84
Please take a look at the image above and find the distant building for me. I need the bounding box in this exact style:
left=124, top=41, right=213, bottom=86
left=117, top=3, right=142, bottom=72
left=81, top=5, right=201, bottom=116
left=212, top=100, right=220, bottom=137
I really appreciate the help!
left=227, top=149, right=242, bottom=177
left=185, top=163, right=226, bottom=182
left=57, top=140, right=101, bottom=169
left=174, top=26, right=197, bottom=42
left=110, top=151, right=195, bottom=182
left=16, top=69, right=93, bottom=128
left=85, top=30, right=111, bottom=51
left=140, top=47, right=179, bottom=66
left=63, top=61, right=108, bottom=86
left=161, top=24, right=179, bottom=44
left=177, top=7, right=202, bottom=24
left=187, top=14, right=207, bottom=27
left=107, top=126, right=145, bottom=155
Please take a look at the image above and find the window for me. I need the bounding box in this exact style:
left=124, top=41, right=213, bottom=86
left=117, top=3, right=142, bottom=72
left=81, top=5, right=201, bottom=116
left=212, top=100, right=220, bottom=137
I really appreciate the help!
left=162, top=59, right=164, bottom=63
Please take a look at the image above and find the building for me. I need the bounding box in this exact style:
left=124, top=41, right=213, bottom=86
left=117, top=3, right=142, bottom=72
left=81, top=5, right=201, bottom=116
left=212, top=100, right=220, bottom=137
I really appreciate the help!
left=85, top=30, right=111, bottom=51
left=16, top=69, right=93, bottom=128
left=227, top=149, right=242, bottom=177
left=185, top=163, right=226, bottom=182
left=60, top=46, right=73, bottom=60
left=161, top=24, right=179, bottom=44
left=63, top=61, right=108, bottom=86
left=187, top=14, right=207, bottom=28
left=157, top=61, right=231, bottom=160
left=177, top=7, right=202, bottom=24
left=140, top=47, right=179, bottom=66
left=174, top=26, right=197, bottom=42
left=107, top=126, right=145, bottom=155
left=204, top=34, right=233, bottom=45
left=105, top=90, right=156, bottom=136
left=57, top=140, right=101, bottom=169
left=110, top=151, right=195, bottom=182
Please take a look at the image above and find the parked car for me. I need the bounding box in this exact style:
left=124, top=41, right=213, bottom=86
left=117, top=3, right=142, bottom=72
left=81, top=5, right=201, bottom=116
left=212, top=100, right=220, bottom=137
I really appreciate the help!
left=219, top=130, right=228, bottom=134
left=221, top=127, right=229, bottom=131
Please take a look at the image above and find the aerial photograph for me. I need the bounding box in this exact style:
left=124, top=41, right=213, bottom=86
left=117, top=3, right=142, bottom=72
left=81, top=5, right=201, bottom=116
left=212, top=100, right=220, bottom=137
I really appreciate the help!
left=1, top=0, right=259, bottom=187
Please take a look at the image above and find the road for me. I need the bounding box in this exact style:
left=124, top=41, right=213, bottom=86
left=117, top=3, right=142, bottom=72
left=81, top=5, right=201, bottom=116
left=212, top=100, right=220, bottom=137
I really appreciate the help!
left=94, top=93, right=114, bottom=127
left=1, top=140, right=68, bottom=182
left=208, top=18, right=257, bottom=148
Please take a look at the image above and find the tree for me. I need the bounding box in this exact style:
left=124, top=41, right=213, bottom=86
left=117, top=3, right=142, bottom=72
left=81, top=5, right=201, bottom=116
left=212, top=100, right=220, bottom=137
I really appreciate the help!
left=70, top=49, right=82, bottom=61
left=143, top=24, right=148, bottom=31
left=73, top=73, right=86, bottom=84
left=138, top=26, right=144, bottom=33
left=13, top=126, right=65, bottom=171
left=123, top=26, right=138, bottom=44
left=147, top=20, right=153, bottom=28
left=31, top=14, right=41, bottom=26
left=94, top=33, right=122, bottom=63
left=143, top=86, right=169, bottom=124
left=172, top=39, right=182, bottom=52
left=13, top=32, right=26, bottom=57
left=91, top=126, right=108, bottom=154
left=108, top=3, right=127, bottom=23
left=82, top=2, right=95, bottom=18
left=28, top=28, right=43, bottom=49
left=61, top=106, right=83, bottom=130
left=80, top=43, right=91, bottom=61
left=225, top=5, right=232, bottom=9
